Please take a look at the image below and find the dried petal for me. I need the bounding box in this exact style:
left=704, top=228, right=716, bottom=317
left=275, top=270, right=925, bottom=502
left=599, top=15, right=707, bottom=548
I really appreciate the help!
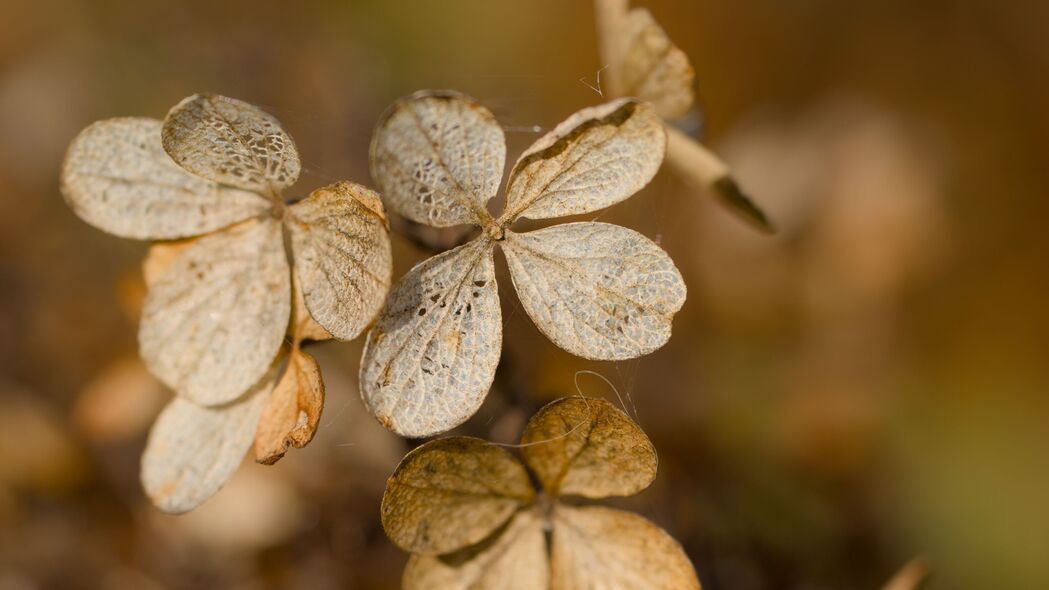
left=140, top=367, right=277, bottom=514
left=291, top=270, right=332, bottom=343
left=551, top=505, right=701, bottom=590
left=370, top=90, right=504, bottom=227
left=142, top=239, right=195, bottom=288
left=500, top=99, right=664, bottom=222
left=287, top=181, right=393, bottom=341
left=381, top=437, right=535, bottom=555
left=617, top=8, right=696, bottom=119
left=360, top=238, right=501, bottom=437
left=502, top=222, right=686, bottom=360
left=520, top=397, right=656, bottom=498
left=253, top=349, right=324, bottom=465
left=60, top=118, right=269, bottom=239
left=403, top=510, right=549, bottom=590
left=162, top=94, right=300, bottom=193
left=139, top=219, right=291, bottom=405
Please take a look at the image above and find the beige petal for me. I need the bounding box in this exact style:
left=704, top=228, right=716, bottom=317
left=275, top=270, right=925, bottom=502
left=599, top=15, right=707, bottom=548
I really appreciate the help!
left=140, top=366, right=277, bottom=514
left=360, top=238, right=501, bottom=437
left=162, top=94, right=300, bottom=194
left=142, top=239, right=195, bottom=288
left=551, top=505, right=701, bottom=590
left=287, top=181, right=393, bottom=341
left=665, top=126, right=774, bottom=232
left=253, top=348, right=324, bottom=465
left=499, top=99, right=664, bottom=222
left=502, top=222, right=686, bottom=360
left=404, top=510, right=549, bottom=590
left=60, top=118, right=269, bottom=240
left=520, top=397, right=655, bottom=498
left=370, top=90, right=505, bottom=227
left=291, top=270, right=332, bottom=343
left=382, top=437, right=535, bottom=555
left=139, top=219, right=291, bottom=405
left=616, top=8, right=696, bottom=119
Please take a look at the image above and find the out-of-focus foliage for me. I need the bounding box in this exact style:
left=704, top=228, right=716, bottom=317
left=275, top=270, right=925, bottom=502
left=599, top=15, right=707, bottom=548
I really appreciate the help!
left=2, top=0, right=1048, bottom=588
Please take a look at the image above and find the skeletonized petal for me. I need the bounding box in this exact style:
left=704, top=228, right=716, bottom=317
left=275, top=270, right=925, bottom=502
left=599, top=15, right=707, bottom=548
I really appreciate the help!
left=381, top=437, right=535, bottom=555
left=253, top=348, right=324, bottom=465
left=286, top=181, right=393, bottom=341
left=360, top=238, right=501, bottom=438
left=502, top=222, right=686, bottom=360
left=617, top=8, right=696, bottom=119
left=403, top=510, right=549, bottom=590
left=140, top=366, right=277, bottom=514
left=61, top=118, right=269, bottom=240
left=139, top=219, right=291, bottom=405
left=162, top=94, right=300, bottom=193
left=520, top=397, right=656, bottom=498
left=500, top=99, right=664, bottom=222
left=369, top=90, right=505, bottom=227
left=551, top=505, right=701, bottom=590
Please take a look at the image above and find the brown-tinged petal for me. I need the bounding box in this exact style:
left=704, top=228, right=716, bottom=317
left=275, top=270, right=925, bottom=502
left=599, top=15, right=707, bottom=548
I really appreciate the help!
left=140, top=365, right=277, bottom=514
left=381, top=437, right=535, bottom=555
left=252, top=348, right=324, bottom=465
left=370, top=90, right=505, bottom=227
left=551, top=505, right=701, bottom=589
left=520, top=397, right=656, bottom=498
left=139, top=218, right=291, bottom=405
left=360, top=238, right=501, bottom=438
left=502, top=222, right=686, bottom=361
left=142, top=239, right=195, bottom=288
left=162, top=94, right=300, bottom=194
left=615, top=8, right=696, bottom=119
left=60, top=118, right=269, bottom=240
left=287, top=181, right=393, bottom=341
left=291, top=269, right=332, bottom=343
left=500, top=99, right=664, bottom=222
left=403, top=510, right=549, bottom=590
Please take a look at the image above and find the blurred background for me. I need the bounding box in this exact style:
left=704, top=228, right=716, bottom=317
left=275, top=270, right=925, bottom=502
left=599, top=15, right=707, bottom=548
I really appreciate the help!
left=2, top=0, right=1048, bottom=588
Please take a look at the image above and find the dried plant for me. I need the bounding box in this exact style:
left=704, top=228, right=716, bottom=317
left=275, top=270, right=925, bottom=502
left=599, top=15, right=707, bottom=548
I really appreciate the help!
left=380, top=397, right=701, bottom=589
left=60, top=94, right=393, bottom=512
left=595, top=0, right=773, bottom=232
left=361, top=91, right=687, bottom=437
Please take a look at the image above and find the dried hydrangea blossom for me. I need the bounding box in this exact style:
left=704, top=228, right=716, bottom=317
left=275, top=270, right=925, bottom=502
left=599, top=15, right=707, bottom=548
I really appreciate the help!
left=363, top=91, right=687, bottom=437
left=61, top=94, right=393, bottom=512
left=380, top=397, right=701, bottom=589
left=595, top=0, right=774, bottom=232
left=61, top=94, right=392, bottom=406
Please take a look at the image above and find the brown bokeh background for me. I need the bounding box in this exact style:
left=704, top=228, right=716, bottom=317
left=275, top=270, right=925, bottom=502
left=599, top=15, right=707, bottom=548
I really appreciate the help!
left=2, top=0, right=1048, bottom=588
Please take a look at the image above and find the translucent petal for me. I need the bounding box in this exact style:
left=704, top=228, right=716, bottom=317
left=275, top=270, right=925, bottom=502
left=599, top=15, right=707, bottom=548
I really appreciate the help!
left=617, top=8, right=696, bottom=119
left=500, top=99, right=664, bottom=222
left=360, top=238, right=501, bottom=437
left=253, top=348, right=324, bottom=465
left=551, top=505, right=701, bottom=590
left=139, top=219, right=291, bottom=405
left=162, top=94, right=300, bottom=193
left=381, top=437, right=534, bottom=555
left=520, top=397, right=656, bottom=498
left=61, top=118, right=269, bottom=239
left=502, top=222, right=686, bottom=360
left=287, top=181, right=393, bottom=341
left=403, top=510, right=549, bottom=590
left=140, top=366, right=277, bottom=514
left=370, top=90, right=505, bottom=227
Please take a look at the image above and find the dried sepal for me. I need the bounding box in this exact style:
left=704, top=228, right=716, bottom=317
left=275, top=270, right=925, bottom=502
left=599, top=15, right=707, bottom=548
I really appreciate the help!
left=502, top=222, right=686, bottom=360
left=551, top=505, right=701, bottom=590
left=139, top=218, right=291, bottom=406
left=60, top=118, right=268, bottom=240
left=403, top=510, right=549, bottom=590
left=140, top=365, right=277, bottom=514
left=381, top=437, right=535, bottom=555
left=162, top=94, right=301, bottom=194
left=287, top=181, right=393, bottom=341
left=360, top=238, right=501, bottom=438
left=500, top=99, right=665, bottom=222
left=370, top=90, right=505, bottom=227
left=616, top=8, right=696, bottom=119
left=520, top=397, right=656, bottom=498
left=252, top=348, right=324, bottom=465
